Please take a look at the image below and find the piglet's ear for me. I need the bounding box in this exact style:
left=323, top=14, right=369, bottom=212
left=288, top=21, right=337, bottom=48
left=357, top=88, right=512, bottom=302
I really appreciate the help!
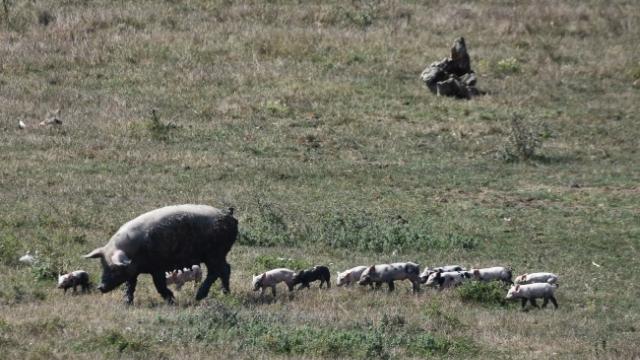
left=84, top=247, right=103, bottom=259
left=369, top=265, right=376, bottom=273
left=515, top=285, right=520, bottom=291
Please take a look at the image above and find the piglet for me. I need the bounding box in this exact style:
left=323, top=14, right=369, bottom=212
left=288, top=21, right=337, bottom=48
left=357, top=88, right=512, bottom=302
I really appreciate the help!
left=514, top=272, right=558, bottom=286
left=252, top=268, right=296, bottom=297
left=292, top=265, right=331, bottom=290
left=166, top=265, right=203, bottom=290
left=358, top=262, right=421, bottom=292
left=57, top=270, right=90, bottom=294
left=336, top=266, right=368, bottom=287
left=424, top=270, right=470, bottom=290
left=419, top=265, right=466, bottom=283
left=506, top=283, right=558, bottom=309
left=470, top=266, right=513, bottom=285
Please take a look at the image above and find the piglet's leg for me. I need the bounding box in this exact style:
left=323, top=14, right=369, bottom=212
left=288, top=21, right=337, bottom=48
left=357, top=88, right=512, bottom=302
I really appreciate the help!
left=123, top=278, right=137, bottom=305
left=387, top=281, right=395, bottom=292
left=521, top=298, right=527, bottom=309
left=152, top=272, right=175, bottom=304
left=542, top=298, right=549, bottom=308
left=550, top=296, right=558, bottom=309
left=529, top=298, right=540, bottom=309
left=271, top=285, right=277, bottom=297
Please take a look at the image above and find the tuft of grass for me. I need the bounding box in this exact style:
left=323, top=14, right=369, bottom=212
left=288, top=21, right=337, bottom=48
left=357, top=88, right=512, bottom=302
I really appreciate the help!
left=251, top=254, right=311, bottom=274
left=457, top=281, right=509, bottom=307
left=0, top=232, right=20, bottom=266
left=146, top=109, right=179, bottom=141
left=36, top=9, right=54, bottom=26
left=495, top=57, right=521, bottom=75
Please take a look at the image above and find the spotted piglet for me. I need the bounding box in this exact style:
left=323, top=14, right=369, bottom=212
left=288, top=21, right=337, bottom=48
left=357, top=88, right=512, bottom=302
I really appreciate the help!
left=336, top=266, right=368, bottom=287
left=57, top=270, right=91, bottom=294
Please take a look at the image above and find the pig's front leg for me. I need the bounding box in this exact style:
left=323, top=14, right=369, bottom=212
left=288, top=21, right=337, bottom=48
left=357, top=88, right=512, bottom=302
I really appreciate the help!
left=152, top=272, right=175, bottom=304
left=123, top=278, right=137, bottom=305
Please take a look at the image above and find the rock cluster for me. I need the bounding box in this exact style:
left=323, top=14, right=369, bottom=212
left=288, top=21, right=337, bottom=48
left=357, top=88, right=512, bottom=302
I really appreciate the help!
left=420, top=37, right=480, bottom=99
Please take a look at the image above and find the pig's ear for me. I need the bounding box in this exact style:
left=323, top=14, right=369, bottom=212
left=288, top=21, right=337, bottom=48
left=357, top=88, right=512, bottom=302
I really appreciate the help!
left=368, top=265, right=376, bottom=273
left=84, top=247, right=104, bottom=259
left=111, top=249, right=131, bottom=266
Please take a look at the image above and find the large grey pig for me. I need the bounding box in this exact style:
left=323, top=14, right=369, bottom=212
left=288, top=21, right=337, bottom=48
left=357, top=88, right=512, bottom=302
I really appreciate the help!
left=84, top=204, right=237, bottom=304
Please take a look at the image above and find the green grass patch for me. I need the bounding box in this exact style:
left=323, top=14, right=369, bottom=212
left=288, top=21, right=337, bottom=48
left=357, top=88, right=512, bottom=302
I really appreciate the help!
left=457, top=281, right=509, bottom=307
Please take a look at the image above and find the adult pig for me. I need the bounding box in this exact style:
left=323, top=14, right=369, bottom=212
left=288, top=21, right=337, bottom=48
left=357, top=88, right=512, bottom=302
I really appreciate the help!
left=84, top=204, right=237, bottom=304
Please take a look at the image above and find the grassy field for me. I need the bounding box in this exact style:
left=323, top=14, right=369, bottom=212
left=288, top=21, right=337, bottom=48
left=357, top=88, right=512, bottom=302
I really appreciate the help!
left=1, top=0, right=639, bottom=358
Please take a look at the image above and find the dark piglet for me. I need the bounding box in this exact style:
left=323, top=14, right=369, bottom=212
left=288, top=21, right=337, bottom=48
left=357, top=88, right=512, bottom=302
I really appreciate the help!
left=292, top=265, right=331, bottom=290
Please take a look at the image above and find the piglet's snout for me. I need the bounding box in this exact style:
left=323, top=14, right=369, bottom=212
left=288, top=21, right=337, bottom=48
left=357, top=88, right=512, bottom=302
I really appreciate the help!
left=97, top=284, right=107, bottom=293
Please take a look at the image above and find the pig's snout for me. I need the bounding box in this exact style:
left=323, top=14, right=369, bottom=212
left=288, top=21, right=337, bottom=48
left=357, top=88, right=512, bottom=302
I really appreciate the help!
left=97, top=284, right=107, bottom=293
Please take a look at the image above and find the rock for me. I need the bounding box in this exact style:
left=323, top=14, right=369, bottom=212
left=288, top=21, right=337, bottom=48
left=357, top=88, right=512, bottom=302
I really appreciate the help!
left=420, top=37, right=481, bottom=99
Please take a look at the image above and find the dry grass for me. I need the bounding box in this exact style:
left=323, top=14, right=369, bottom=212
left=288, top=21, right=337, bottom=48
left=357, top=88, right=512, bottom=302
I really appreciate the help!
left=1, top=0, right=640, bottom=359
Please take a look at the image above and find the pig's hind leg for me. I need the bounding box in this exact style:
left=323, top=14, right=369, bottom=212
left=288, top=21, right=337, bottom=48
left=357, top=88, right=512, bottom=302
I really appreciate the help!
left=219, top=262, right=231, bottom=294
left=196, top=262, right=222, bottom=300
left=549, top=296, right=558, bottom=309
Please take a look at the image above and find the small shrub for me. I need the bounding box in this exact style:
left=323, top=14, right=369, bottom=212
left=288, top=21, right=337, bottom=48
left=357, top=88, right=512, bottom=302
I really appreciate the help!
left=495, top=57, right=521, bottom=75
left=146, top=109, right=178, bottom=141
left=265, top=99, right=290, bottom=117
left=499, top=115, right=549, bottom=162
left=0, top=232, right=20, bottom=266
left=457, top=281, right=508, bottom=307
left=629, top=62, right=640, bottom=81
left=31, top=257, right=58, bottom=281
left=37, top=9, right=54, bottom=26
left=2, top=0, right=10, bottom=17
